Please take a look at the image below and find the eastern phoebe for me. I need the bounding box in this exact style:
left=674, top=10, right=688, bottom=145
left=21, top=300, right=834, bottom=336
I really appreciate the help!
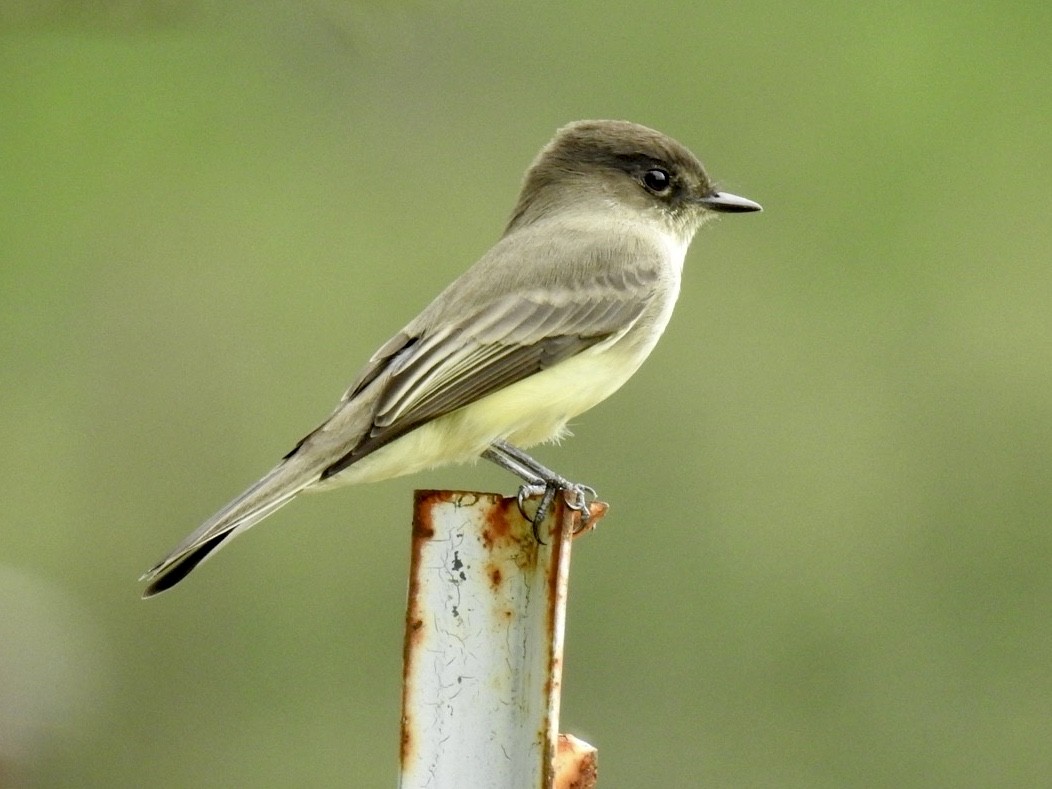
left=142, top=119, right=761, bottom=597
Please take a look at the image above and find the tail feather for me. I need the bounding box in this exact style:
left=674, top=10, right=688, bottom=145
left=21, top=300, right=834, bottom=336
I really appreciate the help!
left=141, top=531, right=231, bottom=598
left=140, top=458, right=318, bottom=597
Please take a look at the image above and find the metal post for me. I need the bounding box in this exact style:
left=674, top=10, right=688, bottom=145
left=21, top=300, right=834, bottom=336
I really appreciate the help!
left=399, top=490, right=603, bottom=789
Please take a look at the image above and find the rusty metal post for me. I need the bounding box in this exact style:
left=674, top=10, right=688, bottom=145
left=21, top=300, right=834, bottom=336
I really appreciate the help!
left=399, top=490, right=603, bottom=789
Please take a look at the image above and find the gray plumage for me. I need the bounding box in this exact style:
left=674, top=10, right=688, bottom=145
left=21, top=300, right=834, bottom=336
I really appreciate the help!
left=141, top=119, right=760, bottom=597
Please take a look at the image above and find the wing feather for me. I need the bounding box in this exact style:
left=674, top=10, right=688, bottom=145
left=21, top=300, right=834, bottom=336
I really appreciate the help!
left=319, top=233, right=665, bottom=478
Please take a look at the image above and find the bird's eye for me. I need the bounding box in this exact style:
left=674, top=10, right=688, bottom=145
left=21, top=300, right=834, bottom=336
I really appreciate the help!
left=642, top=168, right=672, bottom=193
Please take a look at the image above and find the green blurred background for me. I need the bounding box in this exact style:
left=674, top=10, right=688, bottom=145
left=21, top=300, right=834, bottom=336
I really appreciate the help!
left=3, top=1, right=1051, bottom=786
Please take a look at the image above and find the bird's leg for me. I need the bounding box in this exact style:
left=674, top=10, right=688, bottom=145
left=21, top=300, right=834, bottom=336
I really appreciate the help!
left=481, top=440, right=597, bottom=538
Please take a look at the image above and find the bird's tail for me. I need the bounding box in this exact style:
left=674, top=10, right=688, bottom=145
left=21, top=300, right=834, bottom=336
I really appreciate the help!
left=140, top=457, right=320, bottom=598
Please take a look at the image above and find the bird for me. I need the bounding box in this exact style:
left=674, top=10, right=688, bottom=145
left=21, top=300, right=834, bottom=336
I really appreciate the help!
left=141, top=119, right=761, bottom=597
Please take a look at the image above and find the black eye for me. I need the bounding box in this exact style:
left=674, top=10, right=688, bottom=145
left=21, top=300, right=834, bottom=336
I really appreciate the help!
left=642, top=168, right=672, bottom=193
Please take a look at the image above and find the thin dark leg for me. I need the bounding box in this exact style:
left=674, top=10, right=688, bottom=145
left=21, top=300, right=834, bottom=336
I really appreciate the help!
left=481, top=440, right=596, bottom=534
left=480, top=443, right=546, bottom=486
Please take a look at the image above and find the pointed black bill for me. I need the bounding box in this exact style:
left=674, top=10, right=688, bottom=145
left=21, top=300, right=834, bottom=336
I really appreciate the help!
left=697, top=191, right=763, bottom=213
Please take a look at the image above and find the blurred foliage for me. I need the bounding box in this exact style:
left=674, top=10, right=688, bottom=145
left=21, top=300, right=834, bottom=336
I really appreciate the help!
left=2, top=1, right=1051, bottom=786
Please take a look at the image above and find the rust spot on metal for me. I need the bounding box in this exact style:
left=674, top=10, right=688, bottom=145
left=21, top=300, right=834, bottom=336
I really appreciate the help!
left=478, top=495, right=545, bottom=576
left=568, top=499, right=609, bottom=539
left=400, top=712, right=414, bottom=766
left=452, top=491, right=480, bottom=509
left=481, top=494, right=513, bottom=549
left=487, top=564, right=503, bottom=589
left=544, top=498, right=571, bottom=648
left=413, top=489, right=450, bottom=539
left=554, top=734, right=598, bottom=789
left=547, top=656, right=561, bottom=688
left=402, top=490, right=448, bottom=770
left=406, top=492, right=436, bottom=647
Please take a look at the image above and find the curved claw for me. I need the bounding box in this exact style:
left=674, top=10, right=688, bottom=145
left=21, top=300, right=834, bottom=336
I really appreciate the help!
left=516, top=483, right=547, bottom=521
left=563, top=484, right=598, bottom=526
left=563, top=484, right=597, bottom=512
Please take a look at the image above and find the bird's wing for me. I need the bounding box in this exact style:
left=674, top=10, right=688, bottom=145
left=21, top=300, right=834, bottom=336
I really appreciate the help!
left=319, top=259, right=661, bottom=478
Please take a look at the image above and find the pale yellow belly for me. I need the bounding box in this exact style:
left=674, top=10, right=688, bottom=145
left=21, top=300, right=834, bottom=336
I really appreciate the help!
left=320, top=340, right=646, bottom=487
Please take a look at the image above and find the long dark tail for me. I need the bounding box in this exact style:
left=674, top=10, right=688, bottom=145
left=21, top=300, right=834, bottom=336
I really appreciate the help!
left=140, top=458, right=319, bottom=598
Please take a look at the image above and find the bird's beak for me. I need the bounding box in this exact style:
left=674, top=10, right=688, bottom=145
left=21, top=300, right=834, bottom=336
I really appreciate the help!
left=697, top=191, right=763, bottom=213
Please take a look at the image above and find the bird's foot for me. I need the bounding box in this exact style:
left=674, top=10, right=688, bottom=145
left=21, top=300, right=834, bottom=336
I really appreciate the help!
left=483, top=440, right=599, bottom=541
left=516, top=481, right=599, bottom=541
